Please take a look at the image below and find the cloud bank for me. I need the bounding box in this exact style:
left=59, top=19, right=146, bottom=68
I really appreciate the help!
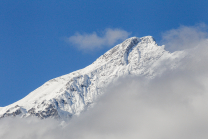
left=67, top=28, right=131, bottom=50
left=1, top=25, right=208, bottom=139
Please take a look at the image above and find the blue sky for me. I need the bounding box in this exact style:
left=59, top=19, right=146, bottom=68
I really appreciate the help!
left=0, top=0, right=208, bottom=106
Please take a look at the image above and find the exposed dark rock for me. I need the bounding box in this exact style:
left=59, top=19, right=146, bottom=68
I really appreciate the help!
left=28, top=104, right=59, bottom=119
left=0, top=107, right=22, bottom=119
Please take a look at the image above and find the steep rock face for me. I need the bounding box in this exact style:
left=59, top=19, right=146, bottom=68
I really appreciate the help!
left=0, top=36, right=185, bottom=120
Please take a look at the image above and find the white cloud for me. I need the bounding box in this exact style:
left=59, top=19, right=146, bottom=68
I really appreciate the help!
left=161, top=23, right=208, bottom=52
left=67, top=28, right=131, bottom=50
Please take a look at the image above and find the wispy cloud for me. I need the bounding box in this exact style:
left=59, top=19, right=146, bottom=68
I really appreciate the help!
left=67, top=28, right=131, bottom=50
left=161, top=23, right=208, bottom=52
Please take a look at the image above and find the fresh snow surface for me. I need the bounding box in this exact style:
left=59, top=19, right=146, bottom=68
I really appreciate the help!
left=0, top=36, right=185, bottom=120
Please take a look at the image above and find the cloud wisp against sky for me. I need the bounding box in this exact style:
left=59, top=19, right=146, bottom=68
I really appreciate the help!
left=1, top=25, right=208, bottom=139
left=67, top=28, right=131, bottom=51
left=161, top=23, right=208, bottom=52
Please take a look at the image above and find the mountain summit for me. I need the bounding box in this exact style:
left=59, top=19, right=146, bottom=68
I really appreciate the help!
left=0, top=36, right=184, bottom=120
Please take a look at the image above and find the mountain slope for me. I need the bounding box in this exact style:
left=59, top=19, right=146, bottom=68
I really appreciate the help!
left=0, top=36, right=185, bottom=120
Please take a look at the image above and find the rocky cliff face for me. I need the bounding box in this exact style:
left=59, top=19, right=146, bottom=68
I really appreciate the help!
left=0, top=36, right=185, bottom=120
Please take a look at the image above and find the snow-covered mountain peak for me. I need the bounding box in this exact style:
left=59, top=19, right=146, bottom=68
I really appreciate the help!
left=88, top=36, right=157, bottom=70
left=140, top=36, right=156, bottom=44
left=0, top=36, right=185, bottom=120
left=93, top=37, right=140, bottom=63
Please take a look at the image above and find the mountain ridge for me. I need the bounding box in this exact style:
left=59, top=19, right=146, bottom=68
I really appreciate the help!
left=0, top=36, right=185, bottom=120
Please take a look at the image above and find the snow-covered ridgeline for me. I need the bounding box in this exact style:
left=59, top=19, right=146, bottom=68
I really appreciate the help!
left=0, top=36, right=185, bottom=120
